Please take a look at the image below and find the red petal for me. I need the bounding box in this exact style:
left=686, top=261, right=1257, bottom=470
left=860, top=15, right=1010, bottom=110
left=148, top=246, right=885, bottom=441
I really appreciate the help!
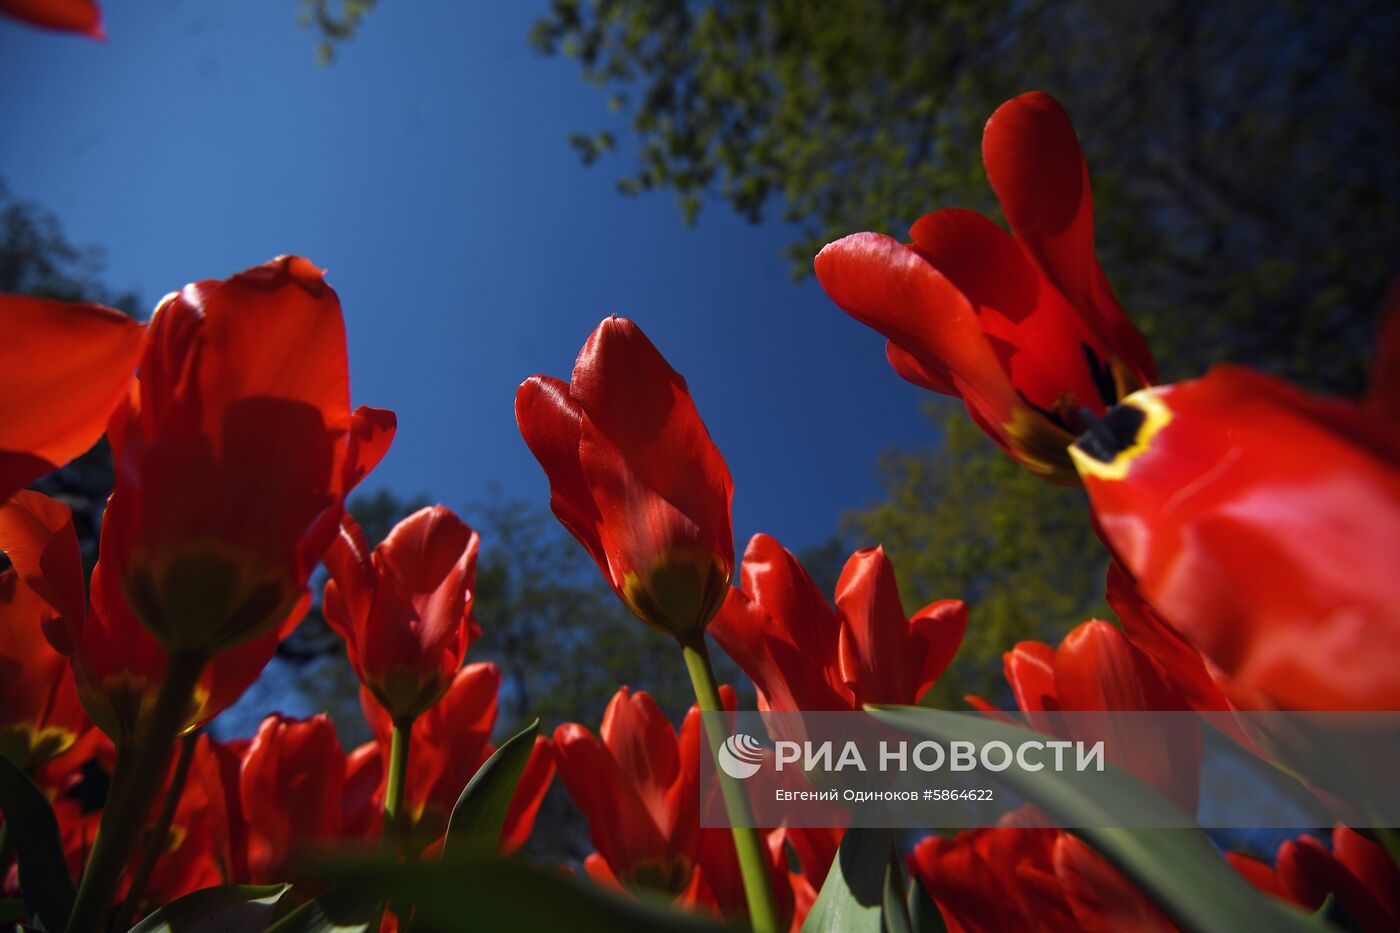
left=0, top=0, right=103, bottom=39
left=982, top=92, right=1154, bottom=384
left=498, top=736, right=556, bottom=854
left=0, top=296, right=142, bottom=502
left=910, top=208, right=1113, bottom=415
left=815, top=232, right=1019, bottom=437
left=515, top=375, right=608, bottom=572
left=910, top=598, right=968, bottom=699
left=834, top=546, right=917, bottom=705
left=342, top=406, right=397, bottom=492
left=709, top=534, right=850, bottom=711
left=0, top=490, right=86, bottom=649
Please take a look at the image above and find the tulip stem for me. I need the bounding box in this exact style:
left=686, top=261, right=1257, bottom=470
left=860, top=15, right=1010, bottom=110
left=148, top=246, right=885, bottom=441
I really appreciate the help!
left=113, top=730, right=199, bottom=930
left=678, top=632, right=781, bottom=933
left=383, top=718, right=413, bottom=855
left=66, top=651, right=206, bottom=933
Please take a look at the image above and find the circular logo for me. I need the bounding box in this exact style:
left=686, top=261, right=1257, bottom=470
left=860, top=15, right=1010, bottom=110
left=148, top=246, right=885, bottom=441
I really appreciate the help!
left=717, top=733, right=765, bottom=780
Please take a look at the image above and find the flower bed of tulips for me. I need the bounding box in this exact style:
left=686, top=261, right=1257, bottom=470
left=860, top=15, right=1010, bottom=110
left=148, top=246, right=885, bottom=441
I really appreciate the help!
left=1, top=6, right=1399, bottom=932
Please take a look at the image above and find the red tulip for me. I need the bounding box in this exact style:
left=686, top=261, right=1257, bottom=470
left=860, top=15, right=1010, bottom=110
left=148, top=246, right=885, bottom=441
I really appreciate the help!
left=554, top=687, right=703, bottom=895
left=240, top=714, right=346, bottom=885
left=0, top=489, right=302, bottom=744
left=357, top=662, right=555, bottom=854
left=106, top=256, right=395, bottom=656
left=909, top=826, right=1172, bottom=933
left=815, top=91, right=1154, bottom=483
left=0, top=0, right=102, bottom=38
left=516, top=316, right=733, bottom=636
left=323, top=506, right=480, bottom=722
left=1071, top=365, right=1400, bottom=709
left=993, top=619, right=1200, bottom=812
left=0, top=498, right=89, bottom=771
left=1228, top=826, right=1398, bottom=932
left=710, top=533, right=966, bottom=711
left=0, top=295, right=142, bottom=503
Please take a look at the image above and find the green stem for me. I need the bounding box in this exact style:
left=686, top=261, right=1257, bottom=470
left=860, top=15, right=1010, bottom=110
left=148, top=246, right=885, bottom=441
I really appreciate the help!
left=678, top=632, right=781, bottom=933
left=113, top=730, right=199, bottom=930
left=65, top=651, right=206, bottom=933
left=382, top=719, right=413, bottom=855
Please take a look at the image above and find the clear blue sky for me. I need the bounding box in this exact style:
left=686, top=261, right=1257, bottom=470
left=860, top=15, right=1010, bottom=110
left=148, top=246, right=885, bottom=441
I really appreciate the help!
left=0, top=0, right=931, bottom=554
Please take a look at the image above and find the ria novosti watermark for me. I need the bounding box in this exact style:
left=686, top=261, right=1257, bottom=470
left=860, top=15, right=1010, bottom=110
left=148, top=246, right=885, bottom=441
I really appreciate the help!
left=699, top=710, right=1400, bottom=830
left=719, top=733, right=1105, bottom=780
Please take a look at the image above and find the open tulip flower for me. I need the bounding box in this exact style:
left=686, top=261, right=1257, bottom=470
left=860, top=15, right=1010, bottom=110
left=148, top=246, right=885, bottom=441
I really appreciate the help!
left=711, top=533, right=967, bottom=711
left=0, top=294, right=143, bottom=503
left=1070, top=363, right=1400, bottom=710
left=323, top=505, right=480, bottom=723
left=516, top=315, right=734, bottom=638
left=355, top=662, right=555, bottom=855
left=815, top=91, right=1155, bottom=483
left=0, top=489, right=307, bottom=745
left=105, top=255, right=395, bottom=659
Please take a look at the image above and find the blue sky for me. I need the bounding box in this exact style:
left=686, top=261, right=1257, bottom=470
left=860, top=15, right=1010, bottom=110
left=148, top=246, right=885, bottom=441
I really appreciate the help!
left=0, top=0, right=931, bottom=555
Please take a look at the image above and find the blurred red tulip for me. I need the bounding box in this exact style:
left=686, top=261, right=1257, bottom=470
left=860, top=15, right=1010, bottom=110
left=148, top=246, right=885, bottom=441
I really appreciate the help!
left=516, top=316, right=733, bottom=637
left=1071, top=365, right=1400, bottom=709
left=0, top=295, right=142, bottom=503
left=105, top=256, right=394, bottom=656
left=0, top=489, right=302, bottom=744
left=710, top=533, right=966, bottom=711
left=909, top=826, right=1172, bottom=933
left=358, top=662, right=555, bottom=855
left=554, top=687, right=703, bottom=895
left=995, top=619, right=1200, bottom=812
left=323, top=506, right=480, bottom=722
left=240, top=714, right=346, bottom=885
left=815, top=91, right=1154, bottom=483
left=1229, top=826, right=1399, bottom=932
left=0, top=498, right=89, bottom=770
left=0, top=0, right=102, bottom=38
left=127, top=735, right=245, bottom=910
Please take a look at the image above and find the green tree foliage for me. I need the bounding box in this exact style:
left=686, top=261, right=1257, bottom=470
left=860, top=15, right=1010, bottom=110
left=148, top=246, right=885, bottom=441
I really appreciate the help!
left=533, top=0, right=1400, bottom=702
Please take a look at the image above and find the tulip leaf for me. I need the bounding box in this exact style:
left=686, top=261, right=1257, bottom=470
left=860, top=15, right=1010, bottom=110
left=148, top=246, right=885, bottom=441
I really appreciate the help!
left=867, top=707, right=1329, bottom=933
left=881, top=845, right=913, bottom=933
left=127, top=884, right=290, bottom=933
left=905, top=876, right=947, bottom=933
left=442, top=717, right=539, bottom=859
left=263, top=884, right=377, bottom=933
left=312, top=853, right=728, bottom=932
left=0, top=753, right=75, bottom=932
left=802, top=827, right=894, bottom=933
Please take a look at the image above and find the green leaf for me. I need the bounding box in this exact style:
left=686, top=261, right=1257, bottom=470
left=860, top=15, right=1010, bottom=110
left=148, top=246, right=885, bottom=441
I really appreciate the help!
left=313, top=853, right=729, bottom=932
left=263, top=885, right=377, bottom=933
left=881, top=846, right=912, bottom=933
left=803, top=828, right=893, bottom=933
left=867, top=707, right=1329, bottom=933
left=904, top=877, right=946, bottom=933
left=128, top=884, right=290, bottom=933
left=0, top=753, right=75, bottom=931
left=441, top=718, right=539, bottom=859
